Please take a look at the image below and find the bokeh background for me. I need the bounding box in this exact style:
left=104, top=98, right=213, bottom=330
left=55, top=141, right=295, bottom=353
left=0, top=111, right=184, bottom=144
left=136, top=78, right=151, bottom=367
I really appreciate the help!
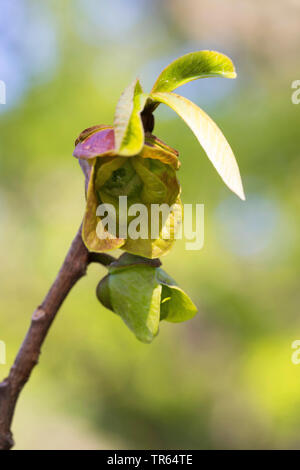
left=1, top=0, right=300, bottom=450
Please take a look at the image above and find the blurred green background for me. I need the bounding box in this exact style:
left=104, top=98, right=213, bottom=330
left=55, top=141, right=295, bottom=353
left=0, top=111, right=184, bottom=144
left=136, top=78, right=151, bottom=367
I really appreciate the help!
left=1, top=0, right=300, bottom=450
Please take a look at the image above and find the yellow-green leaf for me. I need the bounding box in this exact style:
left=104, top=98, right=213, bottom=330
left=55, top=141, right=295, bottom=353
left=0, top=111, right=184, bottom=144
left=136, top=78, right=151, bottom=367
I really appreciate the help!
left=114, top=79, right=148, bottom=156
left=151, top=50, right=236, bottom=94
left=150, top=92, right=245, bottom=200
left=156, top=268, right=197, bottom=323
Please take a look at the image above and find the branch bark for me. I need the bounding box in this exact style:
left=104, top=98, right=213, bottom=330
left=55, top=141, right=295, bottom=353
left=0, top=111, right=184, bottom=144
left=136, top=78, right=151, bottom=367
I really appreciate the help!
left=0, top=224, right=115, bottom=450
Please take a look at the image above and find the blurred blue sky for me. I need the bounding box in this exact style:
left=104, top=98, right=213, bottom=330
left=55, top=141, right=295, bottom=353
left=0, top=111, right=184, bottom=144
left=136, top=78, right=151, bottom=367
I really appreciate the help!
left=0, top=0, right=243, bottom=113
left=0, top=0, right=58, bottom=110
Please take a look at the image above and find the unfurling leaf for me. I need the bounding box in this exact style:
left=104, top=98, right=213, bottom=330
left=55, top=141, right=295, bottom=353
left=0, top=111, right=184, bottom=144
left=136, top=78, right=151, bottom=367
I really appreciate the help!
left=156, top=268, right=197, bottom=322
left=150, top=92, right=245, bottom=200
left=113, top=79, right=148, bottom=156
left=74, top=49, right=244, bottom=262
left=151, top=50, right=236, bottom=94
left=96, top=254, right=197, bottom=343
left=109, top=266, right=162, bottom=343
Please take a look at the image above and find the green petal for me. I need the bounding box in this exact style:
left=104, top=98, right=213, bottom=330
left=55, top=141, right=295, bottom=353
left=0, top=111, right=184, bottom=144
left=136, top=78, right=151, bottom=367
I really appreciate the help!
left=122, top=196, right=183, bottom=259
left=141, top=141, right=180, bottom=170
left=144, top=133, right=179, bottom=156
left=82, top=161, right=125, bottom=252
left=151, top=50, right=236, bottom=94
left=109, top=266, right=162, bottom=343
left=95, top=157, right=126, bottom=188
left=99, top=158, right=142, bottom=199
left=119, top=156, right=181, bottom=258
left=131, top=157, right=167, bottom=204
left=114, top=79, right=148, bottom=156
left=150, top=92, right=245, bottom=200
left=156, top=268, right=197, bottom=323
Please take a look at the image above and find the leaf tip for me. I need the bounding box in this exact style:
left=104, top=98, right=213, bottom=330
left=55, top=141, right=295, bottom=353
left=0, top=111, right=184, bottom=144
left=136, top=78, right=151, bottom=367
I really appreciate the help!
left=227, top=71, right=237, bottom=79
left=235, top=184, right=246, bottom=201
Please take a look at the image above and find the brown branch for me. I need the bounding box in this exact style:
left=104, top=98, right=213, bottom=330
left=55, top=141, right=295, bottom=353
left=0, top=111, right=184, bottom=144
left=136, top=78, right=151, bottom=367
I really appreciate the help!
left=0, top=224, right=115, bottom=450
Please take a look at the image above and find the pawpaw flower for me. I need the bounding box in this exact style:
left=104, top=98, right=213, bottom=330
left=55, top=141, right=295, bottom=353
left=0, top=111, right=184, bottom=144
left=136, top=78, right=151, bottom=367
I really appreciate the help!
left=74, top=125, right=182, bottom=259
left=74, top=51, right=245, bottom=260
left=96, top=253, right=197, bottom=343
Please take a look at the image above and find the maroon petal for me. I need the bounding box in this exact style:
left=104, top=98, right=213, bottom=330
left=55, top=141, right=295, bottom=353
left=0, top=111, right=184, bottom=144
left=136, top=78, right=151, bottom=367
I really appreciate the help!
left=78, top=159, right=92, bottom=193
left=73, top=127, right=115, bottom=159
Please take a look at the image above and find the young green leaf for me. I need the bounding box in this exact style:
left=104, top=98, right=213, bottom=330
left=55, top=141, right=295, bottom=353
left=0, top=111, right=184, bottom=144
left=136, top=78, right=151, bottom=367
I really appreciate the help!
left=150, top=92, right=245, bottom=200
left=156, top=268, right=197, bottom=323
left=114, top=79, right=148, bottom=156
left=109, top=266, right=162, bottom=343
left=160, top=285, right=198, bottom=323
left=151, top=51, right=236, bottom=94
